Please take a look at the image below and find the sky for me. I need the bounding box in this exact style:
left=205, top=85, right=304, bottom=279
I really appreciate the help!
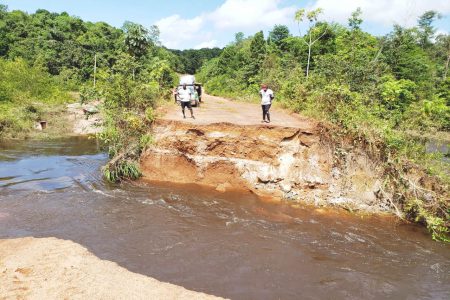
left=2, top=0, right=450, bottom=50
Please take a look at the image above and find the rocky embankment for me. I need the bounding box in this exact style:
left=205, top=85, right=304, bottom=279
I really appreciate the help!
left=141, top=120, right=389, bottom=213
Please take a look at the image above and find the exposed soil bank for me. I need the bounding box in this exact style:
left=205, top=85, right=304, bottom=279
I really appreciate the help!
left=0, top=237, right=222, bottom=299
left=141, top=119, right=388, bottom=213
left=1, top=137, right=449, bottom=299
left=144, top=94, right=449, bottom=228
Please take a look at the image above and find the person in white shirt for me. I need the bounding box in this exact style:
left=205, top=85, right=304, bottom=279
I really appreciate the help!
left=259, top=84, right=274, bottom=123
left=176, top=84, right=195, bottom=119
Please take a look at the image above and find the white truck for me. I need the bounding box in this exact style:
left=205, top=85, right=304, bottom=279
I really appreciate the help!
left=175, top=75, right=202, bottom=107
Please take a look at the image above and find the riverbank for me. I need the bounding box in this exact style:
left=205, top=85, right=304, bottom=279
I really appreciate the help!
left=142, top=119, right=388, bottom=213
left=0, top=237, right=222, bottom=299
left=143, top=94, right=449, bottom=240
left=1, top=136, right=449, bottom=299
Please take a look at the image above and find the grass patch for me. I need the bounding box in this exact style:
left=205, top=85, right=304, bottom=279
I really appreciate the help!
left=0, top=58, right=72, bottom=139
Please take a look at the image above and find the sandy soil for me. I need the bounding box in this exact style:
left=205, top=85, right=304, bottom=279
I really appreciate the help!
left=141, top=118, right=388, bottom=212
left=162, top=94, right=313, bottom=129
left=0, top=237, right=223, bottom=300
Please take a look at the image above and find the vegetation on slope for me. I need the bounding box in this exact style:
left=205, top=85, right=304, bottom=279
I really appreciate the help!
left=0, top=3, right=177, bottom=178
left=0, top=58, right=71, bottom=138
left=197, top=9, right=449, bottom=241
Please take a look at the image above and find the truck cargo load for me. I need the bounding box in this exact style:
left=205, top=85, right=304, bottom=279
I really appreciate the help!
left=180, top=75, right=195, bottom=85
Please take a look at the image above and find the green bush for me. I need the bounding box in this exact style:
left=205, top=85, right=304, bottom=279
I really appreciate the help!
left=423, top=97, right=450, bottom=130
left=97, top=53, right=175, bottom=182
left=103, top=160, right=141, bottom=183
left=405, top=197, right=449, bottom=243
left=0, top=58, right=70, bottom=136
left=379, top=75, right=417, bottom=112
left=80, top=85, right=101, bottom=104
left=145, top=107, right=156, bottom=122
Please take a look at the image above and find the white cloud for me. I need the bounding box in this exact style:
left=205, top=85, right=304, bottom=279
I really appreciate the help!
left=155, top=0, right=297, bottom=49
left=155, top=14, right=204, bottom=49
left=208, top=0, right=297, bottom=29
left=155, top=0, right=450, bottom=49
left=194, top=40, right=219, bottom=49
left=311, top=0, right=450, bottom=28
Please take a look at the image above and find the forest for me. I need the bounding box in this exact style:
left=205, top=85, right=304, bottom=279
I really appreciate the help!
left=0, top=4, right=221, bottom=142
left=0, top=4, right=448, bottom=239
left=169, top=48, right=222, bottom=74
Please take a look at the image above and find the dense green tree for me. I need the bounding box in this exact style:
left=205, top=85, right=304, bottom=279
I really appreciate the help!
left=316, top=26, right=382, bottom=93
left=247, top=31, right=266, bottom=82
left=0, top=4, right=8, bottom=55
left=268, top=25, right=290, bottom=48
left=348, top=7, right=363, bottom=30
left=122, top=21, right=153, bottom=59
left=217, top=46, right=240, bottom=75
left=434, top=34, right=450, bottom=79
left=382, top=25, right=432, bottom=86
left=417, top=10, right=441, bottom=49
left=0, top=6, right=126, bottom=79
left=168, top=47, right=222, bottom=74
left=234, top=32, right=245, bottom=45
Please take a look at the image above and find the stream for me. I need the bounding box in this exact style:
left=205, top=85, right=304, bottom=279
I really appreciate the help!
left=0, top=137, right=449, bottom=300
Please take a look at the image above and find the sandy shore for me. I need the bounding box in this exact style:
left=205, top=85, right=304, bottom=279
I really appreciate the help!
left=0, top=237, right=223, bottom=299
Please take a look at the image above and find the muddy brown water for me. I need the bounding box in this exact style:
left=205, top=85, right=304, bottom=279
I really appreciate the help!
left=0, top=137, right=449, bottom=300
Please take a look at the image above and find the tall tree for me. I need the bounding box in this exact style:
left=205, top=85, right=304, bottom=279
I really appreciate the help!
left=348, top=7, right=363, bottom=31
left=295, top=8, right=326, bottom=78
left=234, top=32, right=245, bottom=45
left=0, top=4, right=6, bottom=15
left=383, top=25, right=432, bottom=84
left=148, top=25, right=160, bottom=46
left=269, top=25, right=290, bottom=48
left=248, top=31, right=266, bottom=81
left=122, top=21, right=152, bottom=59
left=122, top=22, right=158, bottom=79
left=417, top=10, right=441, bottom=49
left=435, top=34, right=450, bottom=79
left=0, top=4, right=7, bottom=56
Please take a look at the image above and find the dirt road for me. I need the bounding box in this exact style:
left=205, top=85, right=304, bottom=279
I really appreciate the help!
left=162, top=94, right=313, bottom=129
left=0, top=237, right=223, bottom=299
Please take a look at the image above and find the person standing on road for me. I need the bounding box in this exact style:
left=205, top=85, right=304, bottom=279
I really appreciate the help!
left=260, top=84, right=274, bottom=123
left=177, top=84, right=195, bottom=119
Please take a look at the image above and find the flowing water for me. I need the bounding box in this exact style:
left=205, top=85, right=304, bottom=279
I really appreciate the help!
left=0, top=137, right=449, bottom=300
